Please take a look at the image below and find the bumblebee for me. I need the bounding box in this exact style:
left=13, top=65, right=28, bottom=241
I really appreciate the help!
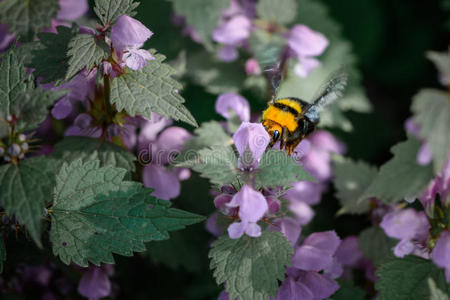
left=262, top=69, right=348, bottom=155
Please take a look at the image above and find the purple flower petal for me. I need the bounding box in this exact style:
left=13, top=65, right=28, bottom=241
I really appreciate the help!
left=218, top=45, right=239, bottom=62
left=244, top=222, right=262, bottom=237
left=77, top=266, right=111, bottom=300
left=284, top=181, right=322, bottom=205
left=155, top=126, right=191, bottom=164
left=432, top=230, right=450, bottom=282
left=380, top=209, right=429, bottom=241
left=57, top=0, right=88, bottom=21
left=292, top=245, right=333, bottom=271
left=287, top=25, right=328, bottom=58
left=276, top=276, right=314, bottom=300
left=0, top=23, right=15, bottom=53
left=205, top=213, right=224, bottom=237
left=417, top=143, right=433, bottom=166
left=142, top=164, right=180, bottom=200
left=214, top=193, right=234, bottom=215
left=308, top=130, right=345, bottom=154
left=228, top=185, right=268, bottom=223
left=404, top=117, right=420, bottom=136
left=324, top=258, right=343, bottom=279
left=213, top=15, right=251, bottom=46
left=393, top=239, right=415, bottom=258
left=288, top=201, right=314, bottom=225
left=123, top=48, right=155, bottom=70
left=299, top=271, right=339, bottom=299
left=138, top=113, right=173, bottom=144
left=303, top=231, right=341, bottom=255
left=335, top=236, right=363, bottom=267
left=268, top=217, right=301, bottom=246
left=111, top=15, right=153, bottom=52
left=293, top=56, right=320, bottom=78
left=228, top=221, right=246, bottom=239
left=216, top=93, right=250, bottom=122
left=233, top=122, right=270, bottom=163
left=51, top=96, right=73, bottom=119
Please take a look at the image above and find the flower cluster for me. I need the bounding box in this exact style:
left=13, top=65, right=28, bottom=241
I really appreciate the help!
left=174, top=0, right=329, bottom=77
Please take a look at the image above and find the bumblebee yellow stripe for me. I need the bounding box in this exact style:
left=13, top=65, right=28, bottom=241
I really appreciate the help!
left=275, top=98, right=303, bottom=114
left=262, top=105, right=298, bottom=132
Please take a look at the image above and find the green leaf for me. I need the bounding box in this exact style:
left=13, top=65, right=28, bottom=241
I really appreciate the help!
left=256, top=0, right=298, bottom=25
left=0, top=0, right=59, bottom=42
left=50, top=159, right=204, bottom=266
left=209, top=231, right=293, bottom=300
left=329, top=280, right=366, bottom=300
left=171, top=0, right=230, bottom=49
left=178, top=146, right=238, bottom=186
left=427, top=47, right=450, bottom=83
left=110, top=51, right=197, bottom=127
left=186, top=50, right=246, bottom=94
left=359, top=226, right=396, bottom=266
left=66, top=34, right=110, bottom=81
left=332, top=156, right=377, bottom=215
left=0, top=49, right=27, bottom=117
left=184, top=121, right=232, bottom=150
left=362, top=138, right=434, bottom=204
left=0, top=157, right=58, bottom=247
left=94, top=0, right=139, bottom=26
left=11, top=87, right=67, bottom=132
left=255, top=150, right=314, bottom=189
left=30, top=26, right=79, bottom=85
left=412, top=89, right=450, bottom=172
left=376, top=256, right=450, bottom=300
left=428, top=278, right=450, bottom=300
left=0, top=239, right=5, bottom=273
left=51, top=136, right=136, bottom=172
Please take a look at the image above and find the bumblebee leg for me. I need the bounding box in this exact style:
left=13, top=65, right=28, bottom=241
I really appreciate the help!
left=288, top=139, right=302, bottom=156
left=280, top=127, right=288, bottom=151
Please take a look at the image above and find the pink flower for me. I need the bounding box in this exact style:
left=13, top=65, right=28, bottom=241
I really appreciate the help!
left=57, top=0, right=89, bottom=21
left=226, top=185, right=268, bottom=238
left=432, top=230, right=450, bottom=282
left=110, top=15, right=155, bottom=70
left=215, top=93, right=250, bottom=122
left=287, top=25, right=328, bottom=78
left=233, top=122, right=270, bottom=169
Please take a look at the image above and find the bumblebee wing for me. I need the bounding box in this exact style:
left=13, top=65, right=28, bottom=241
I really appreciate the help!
left=264, top=64, right=282, bottom=102
left=304, top=69, right=348, bottom=121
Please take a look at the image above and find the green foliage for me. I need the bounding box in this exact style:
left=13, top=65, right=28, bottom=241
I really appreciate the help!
left=66, top=34, right=110, bottom=81
left=428, top=278, right=450, bottom=300
left=376, top=256, right=450, bottom=300
left=12, top=88, right=67, bottom=132
left=171, top=0, right=230, bottom=49
left=359, top=226, right=396, bottom=266
left=255, top=150, right=314, bottom=189
left=329, top=280, right=366, bottom=300
left=183, top=121, right=232, bottom=150
left=186, top=50, right=246, bottom=94
left=31, top=26, right=79, bottom=85
left=0, top=49, right=28, bottom=117
left=94, top=0, right=139, bottom=26
left=209, top=231, right=293, bottom=300
left=0, top=239, right=5, bottom=273
left=248, top=29, right=286, bottom=69
left=333, top=156, right=376, bottom=214
left=51, top=136, right=136, bottom=172
left=0, top=157, right=58, bottom=247
left=110, top=51, right=197, bottom=127
left=256, top=0, right=298, bottom=25
left=412, top=89, right=450, bottom=173
left=178, top=146, right=238, bottom=186
left=50, top=159, right=204, bottom=266
left=0, top=0, right=59, bottom=41
left=362, top=138, right=434, bottom=204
